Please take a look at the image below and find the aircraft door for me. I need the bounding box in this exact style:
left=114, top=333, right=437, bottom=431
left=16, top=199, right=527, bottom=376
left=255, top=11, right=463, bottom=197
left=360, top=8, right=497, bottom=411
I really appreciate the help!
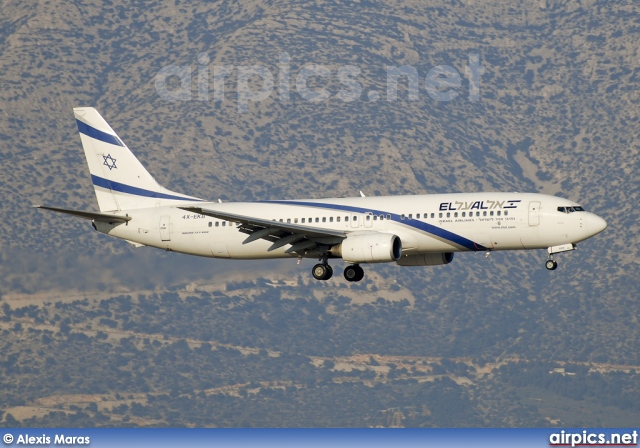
left=160, top=215, right=171, bottom=241
left=364, top=212, right=373, bottom=228
left=350, top=214, right=359, bottom=228
left=528, top=201, right=540, bottom=226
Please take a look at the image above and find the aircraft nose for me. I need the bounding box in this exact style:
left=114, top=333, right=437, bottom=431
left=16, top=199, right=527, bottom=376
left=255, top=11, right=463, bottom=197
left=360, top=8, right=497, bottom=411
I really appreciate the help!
left=587, top=213, right=607, bottom=236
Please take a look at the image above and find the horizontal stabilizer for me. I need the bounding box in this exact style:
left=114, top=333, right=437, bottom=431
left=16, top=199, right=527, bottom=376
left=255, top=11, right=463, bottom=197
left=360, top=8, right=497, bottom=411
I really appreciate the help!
left=34, top=205, right=131, bottom=223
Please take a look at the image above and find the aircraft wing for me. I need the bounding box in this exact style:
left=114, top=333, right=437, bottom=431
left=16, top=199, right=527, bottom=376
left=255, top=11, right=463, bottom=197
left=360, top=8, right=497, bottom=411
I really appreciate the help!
left=34, top=205, right=132, bottom=223
left=180, top=206, right=345, bottom=254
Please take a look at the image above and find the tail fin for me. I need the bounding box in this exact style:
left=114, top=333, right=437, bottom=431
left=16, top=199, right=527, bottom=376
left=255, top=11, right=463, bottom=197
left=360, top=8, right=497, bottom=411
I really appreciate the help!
left=74, top=107, right=202, bottom=211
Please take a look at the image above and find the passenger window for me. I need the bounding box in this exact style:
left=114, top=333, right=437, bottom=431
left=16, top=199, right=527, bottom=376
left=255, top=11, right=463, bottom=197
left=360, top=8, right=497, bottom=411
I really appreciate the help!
left=454, top=212, right=458, bottom=218
left=379, top=214, right=384, bottom=220
left=294, top=218, right=298, bottom=223
left=408, top=214, right=412, bottom=219
left=315, top=218, right=319, bottom=223
left=431, top=213, right=435, bottom=219
left=222, top=222, right=226, bottom=227
left=373, top=215, right=378, bottom=220
left=215, top=222, right=219, bottom=227
left=354, top=216, right=358, bottom=221
left=483, top=211, right=487, bottom=216
left=287, top=218, right=291, bottom=223
left=490, top=211, right=494, bottom=216
left=329, top=217, right=333, bottom=222
left=446, top=212, right=450, bottom=218
left=337, top=217, right=341, bottom=222
left=401, top=214, right=405, bottom=220
left=322, top=217, right=326, bottom=223
left=497, top=211, right=501, bottom=216
left=279, top=219, right=283, bottom=222
left=301, top=218, right=305, bottom=223
left=462, top=212, right=465, bottom=217
left=386, top=214, right=390, bottom=220
left=439, top=213, right=443, bottom=218
left=366, top=215, right=371, bottom=221
left=208, top=222, right=212, bottom=227
left=416, top=213, right=420, bottom=219
left=504, top=211, right=508, bottom=216
left=345, top=216, right=349, bottom=221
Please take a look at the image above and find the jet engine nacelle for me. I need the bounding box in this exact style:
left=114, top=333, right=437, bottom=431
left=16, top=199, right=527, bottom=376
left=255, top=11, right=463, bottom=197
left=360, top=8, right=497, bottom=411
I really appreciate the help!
left=396, top=252, right=454, bottom=266
left=332, top=233, right=402, bottom=263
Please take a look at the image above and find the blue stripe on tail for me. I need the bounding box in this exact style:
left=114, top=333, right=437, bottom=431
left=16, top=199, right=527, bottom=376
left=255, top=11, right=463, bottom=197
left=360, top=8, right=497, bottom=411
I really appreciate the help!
left=91, top=175, right=202, bottom=202
left=76, top=119, right=124, bottom=147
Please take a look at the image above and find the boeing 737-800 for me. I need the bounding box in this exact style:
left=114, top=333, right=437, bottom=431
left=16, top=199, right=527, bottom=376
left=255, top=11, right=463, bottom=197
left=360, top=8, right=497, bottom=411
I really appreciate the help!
left=36, top=108, right=607, bottom=282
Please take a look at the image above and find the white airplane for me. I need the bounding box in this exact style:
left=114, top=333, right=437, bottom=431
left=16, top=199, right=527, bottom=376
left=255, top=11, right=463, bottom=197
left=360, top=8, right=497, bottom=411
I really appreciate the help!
left=36, top=108, right=607, bottom=282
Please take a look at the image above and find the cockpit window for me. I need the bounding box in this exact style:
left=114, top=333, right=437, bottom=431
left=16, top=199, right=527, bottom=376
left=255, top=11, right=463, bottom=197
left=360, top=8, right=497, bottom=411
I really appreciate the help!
left=558, top=206, right=586, bottom=213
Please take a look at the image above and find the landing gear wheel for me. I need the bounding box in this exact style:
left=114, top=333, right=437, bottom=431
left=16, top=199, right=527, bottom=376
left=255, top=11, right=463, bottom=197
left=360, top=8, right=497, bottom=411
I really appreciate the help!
left=312, top=263, right=333, bottom=280
left=545, top=259, right=558, bottom=271
left=324, top=265, right=333, bottom=280
left=343, top=264, right=365, bottom=282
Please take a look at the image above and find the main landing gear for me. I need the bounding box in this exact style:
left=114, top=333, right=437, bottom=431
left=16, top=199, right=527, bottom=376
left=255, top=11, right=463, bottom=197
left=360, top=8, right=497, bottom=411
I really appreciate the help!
left=545, top=258, right=558, bottom=271
left=311, top=262, right=365, bottom=282
left=312, top=263, right=333, bottom=280
left=343, top=264, right=364, bottom=282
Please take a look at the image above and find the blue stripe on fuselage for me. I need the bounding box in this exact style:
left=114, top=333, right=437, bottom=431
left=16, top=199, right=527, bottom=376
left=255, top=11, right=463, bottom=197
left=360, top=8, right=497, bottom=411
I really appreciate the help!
left=91, top=175, right=202, bottom=201
left=76, top=119, right=124, bottom=147
left=263, top=200, right=486, bottom=251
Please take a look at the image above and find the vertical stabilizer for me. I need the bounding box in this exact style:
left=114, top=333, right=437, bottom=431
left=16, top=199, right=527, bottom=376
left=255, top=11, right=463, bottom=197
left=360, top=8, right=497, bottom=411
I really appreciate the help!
left=74, top=107, right=201, bottom=211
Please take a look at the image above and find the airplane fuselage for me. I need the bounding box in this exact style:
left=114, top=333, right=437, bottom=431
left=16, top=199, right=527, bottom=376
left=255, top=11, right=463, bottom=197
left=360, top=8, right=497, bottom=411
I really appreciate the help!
left=96, top=192, right=605, bottom=261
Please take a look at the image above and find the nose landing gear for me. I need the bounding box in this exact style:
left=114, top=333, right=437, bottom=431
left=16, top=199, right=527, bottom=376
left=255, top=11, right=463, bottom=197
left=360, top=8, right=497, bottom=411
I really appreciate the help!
left=545, top=243, right=576, bottom=271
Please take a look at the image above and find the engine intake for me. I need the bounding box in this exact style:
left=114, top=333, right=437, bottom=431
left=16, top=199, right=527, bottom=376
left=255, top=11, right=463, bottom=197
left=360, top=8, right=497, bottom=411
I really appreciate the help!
left=396, top=252, right=454, bottom=266
left=332, top=233, right=402, bottom=263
